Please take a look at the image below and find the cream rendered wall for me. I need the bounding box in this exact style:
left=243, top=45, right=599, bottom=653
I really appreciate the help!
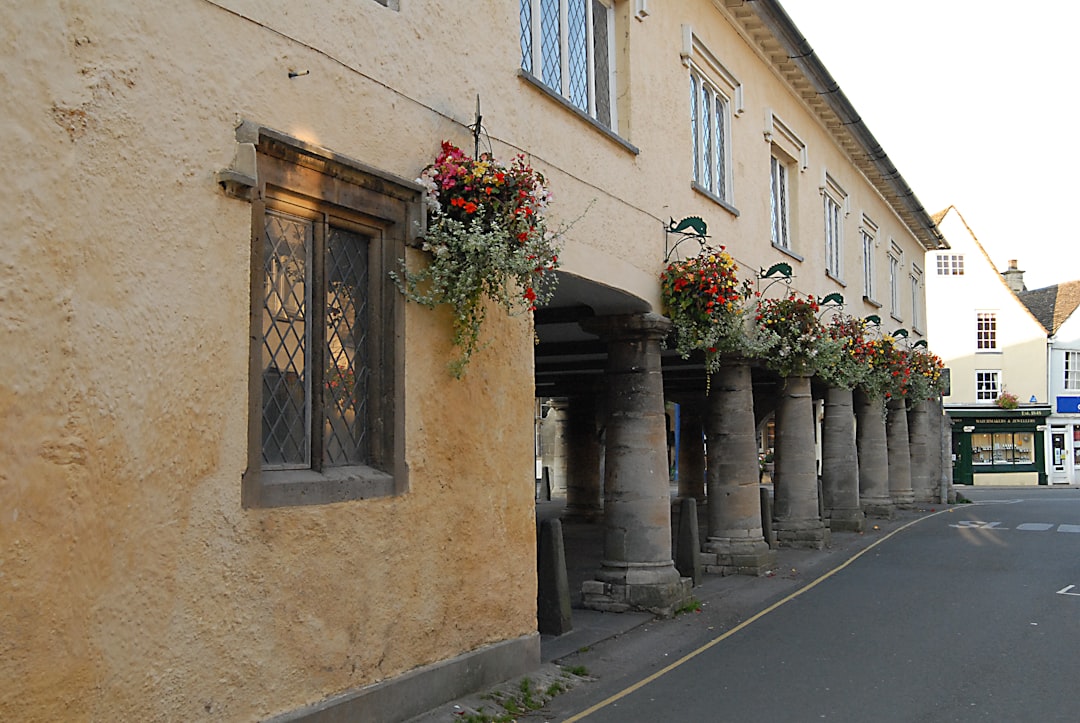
left=0, top=0, right=938, bottom=719
left=926, top=209, right=1047, bottom=404
left=1, top=1, right=537, bottom=720
left=503, top=1, right=931, bottom=326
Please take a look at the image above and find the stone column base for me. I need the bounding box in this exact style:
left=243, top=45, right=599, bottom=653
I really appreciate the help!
left=774, top=518, right=830, bottom=550
left=826, top=507, right=866, bottom=532
left=560, top=505, right=603, bottom=524
left=702, top=536, right=777, bottom=576
left=861, top=496, right=896, bottom=519
left=891, top=492, right=915, bottom=509
left=581, top=576, right=692, bottom=618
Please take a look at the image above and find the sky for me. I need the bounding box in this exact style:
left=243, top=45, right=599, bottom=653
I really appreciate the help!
left=781, top=0, right=1075, bottom=291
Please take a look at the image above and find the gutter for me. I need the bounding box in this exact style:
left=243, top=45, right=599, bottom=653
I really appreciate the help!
left=748, top=0, right=947, bottom=251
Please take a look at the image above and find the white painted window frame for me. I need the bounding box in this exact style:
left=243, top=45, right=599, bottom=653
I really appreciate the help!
left=976, top=311, right=998, bottom=351
left=976, top=369, right=1001, bottom=402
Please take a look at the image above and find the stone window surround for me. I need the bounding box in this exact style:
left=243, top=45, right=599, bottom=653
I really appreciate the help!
left=765, top=110, right=807, bottom=262
left=218, top=121, right=419, bottom=508
left=682, top=25, right=742, bottom=217
left=860, top=214, right=880, bottom=306
left=821, top=170, right=848, bottom=286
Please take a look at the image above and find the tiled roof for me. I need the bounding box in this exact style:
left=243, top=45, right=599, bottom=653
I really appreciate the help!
left=1018, top=280, right=1080, bottom=335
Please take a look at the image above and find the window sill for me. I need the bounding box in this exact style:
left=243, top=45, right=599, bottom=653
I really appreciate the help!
left=826, top=270, right=846, bottom=287
left=890, top=313, right=904, bottom=323
left=244, top=464, right=402, bottom=508
left=691, top=182, right=739, bottom=218
left=771, top=243, right=804, bottom=263
left=975, top=349, right=1002, bottom=355
left=518, top=70, right=639, bottom=155
left=863, top=296, right=882, bottom=308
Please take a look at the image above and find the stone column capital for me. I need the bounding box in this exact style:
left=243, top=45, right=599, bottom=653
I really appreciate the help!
left=580, top=312, right=671, bottom=343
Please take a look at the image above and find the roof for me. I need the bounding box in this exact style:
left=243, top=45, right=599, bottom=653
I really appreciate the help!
left=1018, top=281, right=1080, bottom=335
left=724, top=2, right=947, bottom=252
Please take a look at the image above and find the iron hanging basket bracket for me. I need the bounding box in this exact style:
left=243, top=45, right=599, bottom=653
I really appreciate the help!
left=664, top=216, right=709, bottom=262
left=756, top=261, right=793, bottom=296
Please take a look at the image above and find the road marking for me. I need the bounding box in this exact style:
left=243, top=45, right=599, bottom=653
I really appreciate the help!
left=1056, top=585, right=1080, bottom=597
left=1016, top=523, right=1054, bottom=531
left=949, top=521, right=1008, bottom=529
left=562, top=509, right=952, bottom=723
left=1058, top=524, right=1080, bottom=533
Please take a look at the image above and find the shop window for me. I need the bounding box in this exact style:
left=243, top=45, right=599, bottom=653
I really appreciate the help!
left=972, top=431, right=1034, bottom=467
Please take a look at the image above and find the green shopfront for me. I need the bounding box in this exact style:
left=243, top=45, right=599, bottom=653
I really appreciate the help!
left=950, top=405, right=1051, bottom=486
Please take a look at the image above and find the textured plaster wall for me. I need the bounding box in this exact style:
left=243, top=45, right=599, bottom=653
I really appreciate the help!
left=1, top=1, right=536, bottom=720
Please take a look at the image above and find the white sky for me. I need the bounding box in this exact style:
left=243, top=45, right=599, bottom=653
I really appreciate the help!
left=781, top=0, right=1075, bottom=291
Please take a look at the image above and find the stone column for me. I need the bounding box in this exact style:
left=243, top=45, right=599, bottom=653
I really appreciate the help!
left=702, top=362, right=776, bottom=574
left=907, top=398, right=935, bottom=503
left=855, top=389, right=893, bottom=518
left=821, top=386, right=865, bottom=532
left=773, top=375, right=828, bottom=549
left=677, top=401, right=706, bottom=503
left=578, top=313, right=691, bottom=616
left=886, top=397, right=914, bottom=507
left=539, top=399, right=569, bottom=497
left=562, top=393, right=604, bottom=523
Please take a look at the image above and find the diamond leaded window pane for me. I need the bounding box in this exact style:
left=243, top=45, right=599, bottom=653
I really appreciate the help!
left=262, top=211, right=312, bottom=468
left=520, top=0, right=533, bottom=73
left=690, top=75, right=699, bottom=182
left=592, top=0, right=610, bottom=126
left=700, top=86, right=712, bottom=191
left=567, top=0, right=588, bottom=112
left=714, top=94, right=726, bottom=198
left=540, top=0, right=561, bottom=90
left=323, top=227, right=370, bottom=466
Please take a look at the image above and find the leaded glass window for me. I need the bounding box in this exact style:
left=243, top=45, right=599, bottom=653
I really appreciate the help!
left=520, top=0, right=615, bottom=128
left=689, top=66, right=730, bottom=201
left=261, top=208, right=371, bottom=471
left=770, top=155, right=790, bottom=249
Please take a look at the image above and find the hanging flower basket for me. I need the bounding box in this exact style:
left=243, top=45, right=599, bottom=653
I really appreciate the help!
left=819, top=314, right=876, bottom=390
left=393, top=141, right=562, bottom=377
left=754, top=293, right=840, bottom=378
left=659, top=246, right=754, bottom=373
left=864, top=335, right=911, bottom=400
left=906, top=347, right=946, bottom=401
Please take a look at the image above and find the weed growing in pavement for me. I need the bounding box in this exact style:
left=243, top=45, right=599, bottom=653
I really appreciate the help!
left=675, top=597, right=703, bottom=615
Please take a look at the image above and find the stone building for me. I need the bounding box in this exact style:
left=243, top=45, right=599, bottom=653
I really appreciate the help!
left=1, top=1, right=942, bottom=720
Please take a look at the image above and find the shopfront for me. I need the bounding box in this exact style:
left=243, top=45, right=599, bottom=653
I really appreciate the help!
left=949, top=406, right=1051, bottom=486
left=1048, top=422, right=1080, bottom=485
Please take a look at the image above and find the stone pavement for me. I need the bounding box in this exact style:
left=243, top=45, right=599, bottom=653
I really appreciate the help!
left=406, top=494, right=950, bottom=723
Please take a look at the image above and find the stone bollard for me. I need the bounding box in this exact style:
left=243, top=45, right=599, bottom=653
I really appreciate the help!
left=537, top=518, right=572, bottom=636
left=675, top=497, right=703, bottom=586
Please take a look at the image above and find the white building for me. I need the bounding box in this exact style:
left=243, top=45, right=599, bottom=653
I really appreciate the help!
left=926, top=207, right=1051, bottom=486
left=1018, top=282, right=1080, bottom=484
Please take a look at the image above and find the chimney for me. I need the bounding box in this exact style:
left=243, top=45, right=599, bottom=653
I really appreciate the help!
left=1002, top=259, right=1027, bottom=293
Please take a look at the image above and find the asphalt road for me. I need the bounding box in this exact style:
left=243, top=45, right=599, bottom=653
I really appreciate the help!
left=554, top=488, right=1080, bottom=722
